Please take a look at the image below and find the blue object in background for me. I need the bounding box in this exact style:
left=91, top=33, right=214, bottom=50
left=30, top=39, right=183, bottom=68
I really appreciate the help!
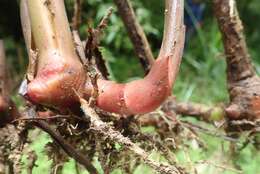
left=184, top=0, right=205, bottom=42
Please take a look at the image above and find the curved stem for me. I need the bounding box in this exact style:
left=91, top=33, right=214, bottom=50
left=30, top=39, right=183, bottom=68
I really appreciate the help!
left=95, top=0, right=185, bottom=114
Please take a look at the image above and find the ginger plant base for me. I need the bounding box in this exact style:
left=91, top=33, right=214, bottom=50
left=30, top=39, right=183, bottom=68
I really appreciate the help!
left=26, top=54, right=86, bottom=109
left=21, top=0, right=185, bottom=115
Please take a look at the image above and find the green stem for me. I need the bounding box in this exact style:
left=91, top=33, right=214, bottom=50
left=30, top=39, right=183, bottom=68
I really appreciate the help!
left=27, top=0, right=75, bottom=59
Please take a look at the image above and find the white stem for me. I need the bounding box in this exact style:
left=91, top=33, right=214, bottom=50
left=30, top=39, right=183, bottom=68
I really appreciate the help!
left=159, top=0, right=184, bottom=58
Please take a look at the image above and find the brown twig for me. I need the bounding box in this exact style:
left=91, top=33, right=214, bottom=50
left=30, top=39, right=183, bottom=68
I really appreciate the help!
left=97, top=7, right=114, bottom=31
left=196, top=160, right=243, bottom=174
left=180, top=120, right=238, bottom=142
left=32, top=120, right=98, bottom=174
left=80, top=98, right=185, bottom=174
left=27, top=150, right=37, bottom=174
left=73, top=30, right=101, bottom=102
left=84, top=8, right=114, bottom=79
left=72, top=0, right=82, bottom=30
left=13, top=115, right=73, bottom=122
left=24, top=108, right=98, bottom=174
left=227, top=119, right=260, bottom=132
left=113, top=0, right=154, bottom=73
left=32, top=119, right=98, bottom=174
left=73, top=30, right=89, bottom=67
left=163, top=98, right=226, bottom=122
